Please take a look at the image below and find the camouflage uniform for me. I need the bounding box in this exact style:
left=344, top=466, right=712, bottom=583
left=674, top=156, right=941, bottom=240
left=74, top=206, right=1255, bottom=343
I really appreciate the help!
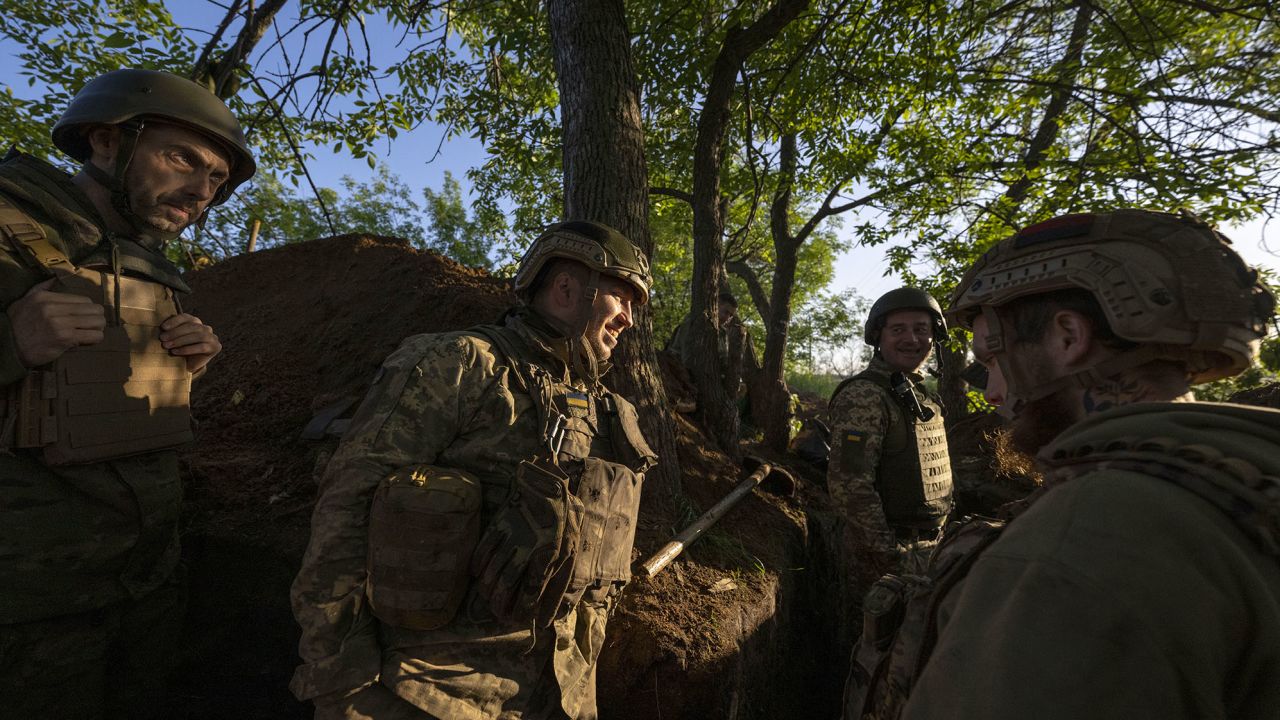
left=291, top=307, right=655, bottom=719
left=826, top=356, right=952, bottom=577
left=0, top=153, right=191, bottom=718
left=899, top=403, right=1280, bottom=719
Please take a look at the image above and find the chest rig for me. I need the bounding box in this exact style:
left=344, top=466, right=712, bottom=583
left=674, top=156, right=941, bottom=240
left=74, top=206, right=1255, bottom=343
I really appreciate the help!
left=0, top=196, right=193, bottom=465
left=473, top=325, right=656, bottom=605
left=837, top=364, right=953, bottom=527
left=847, top=405, right=1280, bottom=720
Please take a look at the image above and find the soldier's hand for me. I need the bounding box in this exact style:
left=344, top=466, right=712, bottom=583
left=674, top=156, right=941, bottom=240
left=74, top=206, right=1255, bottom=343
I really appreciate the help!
left=161, top=313, right=222, bottom=373
left=6, top=278, right=106, bottom=367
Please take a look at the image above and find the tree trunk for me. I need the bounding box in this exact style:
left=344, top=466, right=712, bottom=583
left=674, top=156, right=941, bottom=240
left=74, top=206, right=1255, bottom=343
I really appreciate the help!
left=685, top=0, right=810, bottom=455
left=759, top=238, right=800, bottom=449
left=936, top=336, right=970, bottom=427
left=547, top=0, right=682, bottom=495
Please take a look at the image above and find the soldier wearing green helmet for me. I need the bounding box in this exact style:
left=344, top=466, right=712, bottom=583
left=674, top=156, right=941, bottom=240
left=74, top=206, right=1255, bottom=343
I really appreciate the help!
left=826, top=287, right=954, bottom=589
left=0, top=69, right=253, bottom=717
left=843, top=209, right=1280, bottom=720
left=291, top=220, right=657, bottom=719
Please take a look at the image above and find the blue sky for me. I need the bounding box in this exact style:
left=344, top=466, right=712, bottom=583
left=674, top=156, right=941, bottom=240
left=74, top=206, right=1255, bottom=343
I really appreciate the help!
left=2, top=2, right=1276, bottom=308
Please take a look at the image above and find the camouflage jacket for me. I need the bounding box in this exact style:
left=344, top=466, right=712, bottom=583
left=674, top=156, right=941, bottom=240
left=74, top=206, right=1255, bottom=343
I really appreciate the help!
left=826, top=357, right=947, bottom=556
left=0, top=154, right=190, bottom=624
left=898, top=402, right=1280, bottom=719
left=290, top=309, right=654, bottom=720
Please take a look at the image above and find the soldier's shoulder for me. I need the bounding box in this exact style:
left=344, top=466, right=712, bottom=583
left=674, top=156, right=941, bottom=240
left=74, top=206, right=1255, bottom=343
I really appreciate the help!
left=831, top=376, right=888, bottom=405
left=386, top=330, right=501, bottom=371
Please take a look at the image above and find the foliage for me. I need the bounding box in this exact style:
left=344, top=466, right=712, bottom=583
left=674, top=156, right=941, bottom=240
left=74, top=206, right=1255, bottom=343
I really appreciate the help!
left=785, top=371, right=842, bottom=400
left=1196, top=365, right=1279, bottom=403
left=422, top=171, right=504, bottom=270
left=2, top=0, right=1276, bottom=364
left=196, top=163, right=496, bottom=270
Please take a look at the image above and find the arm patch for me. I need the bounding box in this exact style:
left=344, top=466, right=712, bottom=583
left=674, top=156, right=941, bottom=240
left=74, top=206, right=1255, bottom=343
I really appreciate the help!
left=840, top=430, right=869, bottom=472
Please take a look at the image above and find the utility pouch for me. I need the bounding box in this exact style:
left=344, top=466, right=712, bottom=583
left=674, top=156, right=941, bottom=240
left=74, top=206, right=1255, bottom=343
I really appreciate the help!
left=862, top=574, right=914, bottom=650
left=608, top=397, right=657, bottom=474
left=366, top=464, right=483, bottom=630
left=469, top=455, right=583, bottom=626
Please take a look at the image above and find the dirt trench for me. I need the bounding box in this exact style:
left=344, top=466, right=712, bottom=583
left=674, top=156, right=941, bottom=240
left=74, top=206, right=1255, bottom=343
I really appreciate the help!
left=170, top=235, right=850, bottom=719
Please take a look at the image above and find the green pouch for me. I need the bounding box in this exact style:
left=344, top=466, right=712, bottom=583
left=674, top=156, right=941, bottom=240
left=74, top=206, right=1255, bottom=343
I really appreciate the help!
left=366, top=464, right=482, bottom=630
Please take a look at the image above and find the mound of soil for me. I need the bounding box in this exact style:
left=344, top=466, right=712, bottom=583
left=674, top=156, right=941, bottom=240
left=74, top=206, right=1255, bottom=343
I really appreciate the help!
left=172, top=235, right=829, bottom=718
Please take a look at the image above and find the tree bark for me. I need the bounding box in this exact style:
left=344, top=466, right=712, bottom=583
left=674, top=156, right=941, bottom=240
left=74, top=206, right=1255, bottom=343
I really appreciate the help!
left=547, top=0, right=683, bottom=495
left=685, top=0, right=810, bottom=454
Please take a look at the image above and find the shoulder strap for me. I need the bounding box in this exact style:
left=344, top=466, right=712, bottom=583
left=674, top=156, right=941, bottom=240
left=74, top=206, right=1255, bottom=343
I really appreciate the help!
left=0, top=195, right=75, bottom=277
left=469, top=325, right=562, bottom=455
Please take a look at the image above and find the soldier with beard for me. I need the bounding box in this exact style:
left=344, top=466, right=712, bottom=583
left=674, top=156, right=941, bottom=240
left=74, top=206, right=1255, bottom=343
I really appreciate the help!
left=0, top=69, right=252, bottom=718
left=290, top=221, right=657, bottom=719
left=844, top=209, right=1280, bottom=720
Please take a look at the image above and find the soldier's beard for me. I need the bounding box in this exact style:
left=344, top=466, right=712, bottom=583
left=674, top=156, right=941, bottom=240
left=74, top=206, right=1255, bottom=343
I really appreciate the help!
left=992, top=389, right=1078, bottom=478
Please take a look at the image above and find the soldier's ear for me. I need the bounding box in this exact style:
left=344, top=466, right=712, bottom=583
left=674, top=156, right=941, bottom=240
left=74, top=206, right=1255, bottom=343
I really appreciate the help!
left=1050, top=309, right=1095, bottom=369
left=84, top=124, right=122, bottom=168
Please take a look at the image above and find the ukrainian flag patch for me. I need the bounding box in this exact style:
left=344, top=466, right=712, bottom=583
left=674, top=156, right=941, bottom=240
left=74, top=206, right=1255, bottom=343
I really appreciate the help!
left=845, top=430, right=866, bottom=443
left=566, top=391, right=590, bottom=417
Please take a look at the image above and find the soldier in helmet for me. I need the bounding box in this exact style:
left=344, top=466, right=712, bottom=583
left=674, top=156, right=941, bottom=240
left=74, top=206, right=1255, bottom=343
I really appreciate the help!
left=827, top=287, right=954, bottom=583
left=844, top=210, right=1280, bottom=720
left=290, top=221, right=657, bottom=719
left=0, top=69, right=253, bottom=717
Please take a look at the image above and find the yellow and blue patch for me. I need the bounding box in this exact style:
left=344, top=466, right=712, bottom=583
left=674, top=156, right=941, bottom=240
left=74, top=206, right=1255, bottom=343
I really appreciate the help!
left=565, top=391, right=590, bottom=417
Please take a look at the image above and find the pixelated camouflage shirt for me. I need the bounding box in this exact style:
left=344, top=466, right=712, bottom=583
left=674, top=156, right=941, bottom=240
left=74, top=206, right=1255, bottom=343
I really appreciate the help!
left=0, top=154, right=191, bottom=624
left=290, top=308, right=653, bottom=720
left=826, top=356, right=947, bottom=556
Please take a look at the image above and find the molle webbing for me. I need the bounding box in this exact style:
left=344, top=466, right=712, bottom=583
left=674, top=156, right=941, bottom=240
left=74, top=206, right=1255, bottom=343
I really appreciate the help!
left=0, top=201, right=193, bottom=463
left=471, top=323, right=646, bottom=605
left=0, top=195, right=75, bottom=276
left=16, top=270, right=194, bottom=464
left=851, top=364, right=953, bottom=526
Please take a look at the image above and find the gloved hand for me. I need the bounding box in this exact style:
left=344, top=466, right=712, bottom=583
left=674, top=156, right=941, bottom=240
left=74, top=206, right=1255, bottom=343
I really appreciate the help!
left=470, top=456, right=583, bottom=626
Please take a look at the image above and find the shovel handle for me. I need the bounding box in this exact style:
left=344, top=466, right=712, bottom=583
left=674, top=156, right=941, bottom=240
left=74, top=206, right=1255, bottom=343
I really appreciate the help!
left=638, top=463, right=772, bottom=577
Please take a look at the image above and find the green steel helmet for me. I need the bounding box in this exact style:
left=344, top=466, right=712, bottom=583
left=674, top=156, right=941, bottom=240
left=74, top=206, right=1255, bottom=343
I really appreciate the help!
left=513, top=220, right=652, bottom=305
left=864, top=287, right=947, bottom=345
left=947, top=209, right=1275, bottom=386
left=52, top=69, right=256, bottom=204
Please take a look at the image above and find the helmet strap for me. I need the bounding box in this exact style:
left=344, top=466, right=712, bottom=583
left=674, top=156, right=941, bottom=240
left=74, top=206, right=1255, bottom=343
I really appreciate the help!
left=985, top=304, right=1175, bottom=419
left=568, top=269, right=604, bottom=389
left=81, top=119, right=184, bottom=248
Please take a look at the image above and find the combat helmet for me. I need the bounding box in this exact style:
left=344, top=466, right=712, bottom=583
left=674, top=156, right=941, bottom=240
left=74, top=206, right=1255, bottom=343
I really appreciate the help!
left=513, top=221, right=652, bottom=305
left=947, top=209, right=1275, bottom=416
left=53, top=69, right=255, bottom=204
left=864, top=287, right=946, bottom=346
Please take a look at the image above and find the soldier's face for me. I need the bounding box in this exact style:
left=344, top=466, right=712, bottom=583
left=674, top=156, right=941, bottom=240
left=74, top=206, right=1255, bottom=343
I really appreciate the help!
left=718, top=302, right=736, bottom=326
left=585, top=276, right=636, bottom=361
left=878, top=310, right=934, bottom=372
left=122, top=123, right=232, bottom=232
left=973, top=314, right=1076, bottom=456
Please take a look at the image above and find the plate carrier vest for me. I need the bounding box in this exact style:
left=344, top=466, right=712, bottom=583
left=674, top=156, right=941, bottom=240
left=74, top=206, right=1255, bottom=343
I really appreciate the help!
left=0, top=196, right=193, bottom=465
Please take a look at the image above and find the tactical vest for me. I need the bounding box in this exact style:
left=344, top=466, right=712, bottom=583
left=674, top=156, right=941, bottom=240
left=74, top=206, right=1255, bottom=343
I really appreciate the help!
left=0, top=196, right=193, bottom=465
left=835, top=364, right=952, bottom=527
left=845, top=403, right=1280, bottom=720
left=475, top=325, right=656, bottom=606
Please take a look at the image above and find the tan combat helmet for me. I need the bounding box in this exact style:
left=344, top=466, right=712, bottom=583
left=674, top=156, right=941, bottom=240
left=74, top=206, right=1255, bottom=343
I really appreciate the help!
left=948, top=209, right=1275, bottom=416
left=513, top=220, right=652, bottom=306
